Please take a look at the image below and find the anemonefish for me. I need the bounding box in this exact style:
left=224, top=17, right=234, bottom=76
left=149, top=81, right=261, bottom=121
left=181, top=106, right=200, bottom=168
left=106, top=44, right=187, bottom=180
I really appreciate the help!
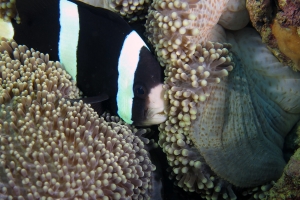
left=10, top=0, right=167, bottom=126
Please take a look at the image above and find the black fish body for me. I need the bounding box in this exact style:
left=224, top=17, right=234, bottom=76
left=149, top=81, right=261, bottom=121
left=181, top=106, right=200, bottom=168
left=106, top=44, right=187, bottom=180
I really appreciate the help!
left=11, top=0, right=167, bottom=125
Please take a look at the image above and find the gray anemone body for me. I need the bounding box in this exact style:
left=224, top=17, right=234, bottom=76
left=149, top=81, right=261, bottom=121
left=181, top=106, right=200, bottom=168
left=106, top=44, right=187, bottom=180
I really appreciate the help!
left=158, top=27, right=300, bottom=199
left=192, top=28, right=300, bottom=188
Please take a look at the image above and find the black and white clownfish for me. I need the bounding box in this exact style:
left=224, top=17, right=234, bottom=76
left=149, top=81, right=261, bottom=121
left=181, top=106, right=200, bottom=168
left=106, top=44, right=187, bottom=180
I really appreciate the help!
left=10, top=0, right=167, bottom=126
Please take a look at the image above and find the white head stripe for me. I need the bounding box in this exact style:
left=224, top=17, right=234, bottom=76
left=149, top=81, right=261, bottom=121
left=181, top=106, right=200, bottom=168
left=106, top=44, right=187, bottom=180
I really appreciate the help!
left=117, top=31, right=148, bottom=124
left=58, top=0, right=80, bottom=81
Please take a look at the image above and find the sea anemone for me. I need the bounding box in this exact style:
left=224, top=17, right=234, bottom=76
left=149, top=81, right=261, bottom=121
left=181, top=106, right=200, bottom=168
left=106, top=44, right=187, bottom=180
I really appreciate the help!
left=145, top=0, right=227, bottom=67
left=145, top=0, right=300, bottom=199
left=159, top=40, right=237, bottom=199
left=78, top=0, right=151, bottom=22
left=0, top=0, right=19, bottom=23
left=0, top=38, right=156, bottom=199
left=218, top=0, right=249, bottom=30
left=145, top=0, right=250, bottom=68
left=157, top=26, right=300, bottom=199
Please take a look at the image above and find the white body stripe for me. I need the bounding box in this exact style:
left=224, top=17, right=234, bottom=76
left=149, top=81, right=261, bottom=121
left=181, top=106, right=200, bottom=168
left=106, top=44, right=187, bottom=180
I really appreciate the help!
left=117, top=31, right=148, bottom=124
left=0, top=18, right=14, bottom=39
left=59, top=0, right=80, bottom=81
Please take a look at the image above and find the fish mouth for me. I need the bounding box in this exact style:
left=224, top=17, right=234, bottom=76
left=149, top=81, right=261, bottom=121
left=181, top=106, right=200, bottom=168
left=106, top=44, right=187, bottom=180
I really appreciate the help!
left=139, top=107, right=167, bottom=126
left=134, top=108, right=167, bottom=126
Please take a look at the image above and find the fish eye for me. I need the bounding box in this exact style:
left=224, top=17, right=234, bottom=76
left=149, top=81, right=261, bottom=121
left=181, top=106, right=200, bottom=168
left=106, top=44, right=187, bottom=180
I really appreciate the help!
left=134, top=85, right=147, bottom=98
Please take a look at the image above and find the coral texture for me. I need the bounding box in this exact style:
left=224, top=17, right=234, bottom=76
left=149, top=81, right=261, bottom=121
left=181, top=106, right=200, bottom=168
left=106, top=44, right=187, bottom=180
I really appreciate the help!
left=271, top=19, right=300, bottom=71
left=78, top=0, right=151, bottom=22
left=246, top=0, right=300, bottom=70
left=268, top=148, right=300, bottom=199
left=0, top=38, right=155, bottom=199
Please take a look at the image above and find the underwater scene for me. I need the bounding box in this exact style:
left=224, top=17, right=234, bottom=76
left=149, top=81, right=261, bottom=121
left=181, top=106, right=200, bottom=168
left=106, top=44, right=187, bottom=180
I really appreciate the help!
left=0, top=0, right=300, bottom=199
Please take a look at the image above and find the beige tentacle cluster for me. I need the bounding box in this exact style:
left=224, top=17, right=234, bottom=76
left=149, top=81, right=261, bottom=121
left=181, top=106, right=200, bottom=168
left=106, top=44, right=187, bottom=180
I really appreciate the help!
left=0, top=38, right=155, bottom=199
left=78, top=0, right=151, bottom=22
left=145, top=0, right=229, bottom=67
left=158, top=41, right=235, bottom=199
left=0, top=0, right=19, bottom=23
